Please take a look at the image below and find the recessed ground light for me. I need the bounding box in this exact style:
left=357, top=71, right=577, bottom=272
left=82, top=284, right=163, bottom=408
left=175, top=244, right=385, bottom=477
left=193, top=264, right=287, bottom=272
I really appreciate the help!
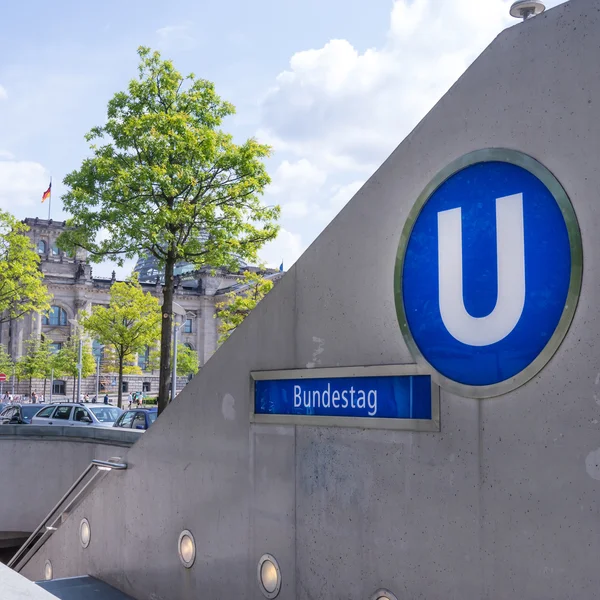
left=79, top=518, right=91, bottom=548
left=371, top=590, right=398, bottom=600
left=257, top=554, right=281, bottom=598
left=44, top=560, right=53, bottom=581
left=178, top=530, right=196, bottom=568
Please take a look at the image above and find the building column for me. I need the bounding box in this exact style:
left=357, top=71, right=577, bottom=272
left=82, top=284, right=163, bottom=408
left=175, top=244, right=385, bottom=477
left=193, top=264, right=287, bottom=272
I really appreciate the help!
left=201, top=298, right=217, bottom=366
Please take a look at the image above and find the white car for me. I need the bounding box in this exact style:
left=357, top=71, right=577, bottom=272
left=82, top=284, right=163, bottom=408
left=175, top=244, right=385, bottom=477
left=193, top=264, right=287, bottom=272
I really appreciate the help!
left=31, top=403, right=123, bottom=428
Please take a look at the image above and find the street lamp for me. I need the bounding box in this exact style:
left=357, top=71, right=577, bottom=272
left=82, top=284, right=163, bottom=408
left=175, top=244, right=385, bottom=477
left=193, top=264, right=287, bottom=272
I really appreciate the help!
left=171, top=303, right=193, bottom=403
left=69, top=318, right=84, bottom=403
left=94, top=344, right=104, bottom=402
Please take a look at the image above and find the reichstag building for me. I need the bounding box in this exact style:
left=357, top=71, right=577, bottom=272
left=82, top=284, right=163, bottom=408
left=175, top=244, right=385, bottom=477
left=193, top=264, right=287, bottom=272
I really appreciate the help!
left=0, top=218, right=280, bottom=398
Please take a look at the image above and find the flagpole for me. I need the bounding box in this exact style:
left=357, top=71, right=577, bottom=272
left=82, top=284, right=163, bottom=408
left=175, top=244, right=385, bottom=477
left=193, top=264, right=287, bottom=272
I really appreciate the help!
left=47, top=176, right=52, bottom=221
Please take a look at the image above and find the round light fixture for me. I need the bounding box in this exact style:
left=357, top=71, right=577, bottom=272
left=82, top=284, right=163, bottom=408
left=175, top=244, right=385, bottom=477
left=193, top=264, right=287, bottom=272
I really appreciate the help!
left=257, top=554, right=281, bottom=598
left=371, top=590, right=398, bottom=600
left=44, top=560, right=53, bottom=581
left=178, top=530, right=196, bottom=568
left=509, top=0, right=545, bottom=20
left=79, top=518, right=91, bottom=549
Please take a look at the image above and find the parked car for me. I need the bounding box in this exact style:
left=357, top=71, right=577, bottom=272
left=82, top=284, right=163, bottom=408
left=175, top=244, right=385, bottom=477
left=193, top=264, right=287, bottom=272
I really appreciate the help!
left=0, top=404, right=48, bottom=424
left=113, top=408, right=157, bottom=431
left=31, top=403, right=123, bottom=428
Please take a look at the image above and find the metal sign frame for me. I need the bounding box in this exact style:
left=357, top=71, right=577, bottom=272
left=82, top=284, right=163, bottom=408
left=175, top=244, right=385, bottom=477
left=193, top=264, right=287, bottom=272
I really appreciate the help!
left=250, top=364, right=440, bottom=432
left=394, top=148, right=583, bottom=399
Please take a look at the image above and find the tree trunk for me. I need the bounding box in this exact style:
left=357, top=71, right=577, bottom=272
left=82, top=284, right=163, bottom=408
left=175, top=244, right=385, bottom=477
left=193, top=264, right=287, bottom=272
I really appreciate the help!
left=117, top=352, right=124, bottom=409
left=43, top=378, right=47, bottom=398
left=158, top=256, right=175, bottom=415
left=73, top=376, right=76, bottom=402
left=29, top=376, right=32, bottom=396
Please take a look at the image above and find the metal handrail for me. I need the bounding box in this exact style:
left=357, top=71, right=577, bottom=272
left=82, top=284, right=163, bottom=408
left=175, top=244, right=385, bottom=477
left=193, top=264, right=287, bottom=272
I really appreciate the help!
left=8, top=459, right=127, bottom=571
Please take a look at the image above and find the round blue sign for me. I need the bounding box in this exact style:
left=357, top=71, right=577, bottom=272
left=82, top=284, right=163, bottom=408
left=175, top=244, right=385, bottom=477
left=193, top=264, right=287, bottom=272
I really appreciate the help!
left=395, top=149, right=582, bottom=398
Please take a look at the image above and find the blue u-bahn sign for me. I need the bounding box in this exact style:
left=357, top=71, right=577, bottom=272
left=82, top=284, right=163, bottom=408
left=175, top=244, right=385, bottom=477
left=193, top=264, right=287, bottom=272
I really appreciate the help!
left=395, top=149, right=582, bottom=398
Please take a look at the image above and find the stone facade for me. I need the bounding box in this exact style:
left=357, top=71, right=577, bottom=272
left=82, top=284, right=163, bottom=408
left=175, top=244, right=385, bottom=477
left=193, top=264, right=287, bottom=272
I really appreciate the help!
left=1, top=218, right=281, bottom=398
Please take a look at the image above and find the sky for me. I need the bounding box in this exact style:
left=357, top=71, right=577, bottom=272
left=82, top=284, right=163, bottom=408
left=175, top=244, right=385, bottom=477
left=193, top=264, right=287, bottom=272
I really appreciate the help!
left=0, top=0, right=566, bottom=278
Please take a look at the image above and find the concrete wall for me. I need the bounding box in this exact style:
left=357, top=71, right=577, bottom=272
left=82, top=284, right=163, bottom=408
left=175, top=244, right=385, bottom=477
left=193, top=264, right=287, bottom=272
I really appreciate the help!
left=19, top=2, right=600, bottom=599
left=0, top=427, right=139, bottom=535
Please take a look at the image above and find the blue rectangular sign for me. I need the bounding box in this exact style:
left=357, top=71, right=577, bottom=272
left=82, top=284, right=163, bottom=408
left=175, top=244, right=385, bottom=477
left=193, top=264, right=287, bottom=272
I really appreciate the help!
left=254, top=374, right=432, bottom=420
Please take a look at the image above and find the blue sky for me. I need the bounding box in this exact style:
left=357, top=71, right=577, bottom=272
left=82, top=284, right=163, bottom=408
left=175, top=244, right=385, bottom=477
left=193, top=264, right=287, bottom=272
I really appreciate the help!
left=0, top=0, right=565, bottom=277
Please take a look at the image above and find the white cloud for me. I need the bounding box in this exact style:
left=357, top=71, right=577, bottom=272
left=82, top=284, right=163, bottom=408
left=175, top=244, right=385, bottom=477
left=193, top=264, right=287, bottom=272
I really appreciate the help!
left=0, top=160, right=49, bottom=211
left=0, top=85, right=7, bottom=101
left=156, top=23, right=196, bottom=51
left=260, top=0, right=513, bottom=172
left=0, top=150, right=14, bottom=160
left=259, top=228, right=303, bottom=271
left=256, top=0, right=518, bottom=269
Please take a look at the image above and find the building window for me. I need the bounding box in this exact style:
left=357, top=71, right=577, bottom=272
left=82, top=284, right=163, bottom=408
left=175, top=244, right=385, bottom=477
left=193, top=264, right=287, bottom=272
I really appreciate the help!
left=51, top=243, right=60, bottom=256
left=121, top=381, right=129, bottom=393
left=43, top=306, right=68, bottom=326
left=184, top=342, right=194, bottom=350
left=92, top=340, right=104, bottom=360
left=138, top=346, right=150, bottom=371
left=49, top=342, right=62, bottom=354
left=52, top=380, right=66, bottom=396
left=142, top=381, right=151, bottom=393
left=184, top=318, right=193, bottom=333
left=37, top=240, right=47, bottom=254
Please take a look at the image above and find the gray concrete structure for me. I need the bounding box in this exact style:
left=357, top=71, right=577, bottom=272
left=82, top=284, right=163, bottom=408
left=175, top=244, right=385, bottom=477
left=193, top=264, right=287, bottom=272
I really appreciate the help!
left=15, top=1, right=600, bottom=598
left=0, top=427, right=139, bottom=537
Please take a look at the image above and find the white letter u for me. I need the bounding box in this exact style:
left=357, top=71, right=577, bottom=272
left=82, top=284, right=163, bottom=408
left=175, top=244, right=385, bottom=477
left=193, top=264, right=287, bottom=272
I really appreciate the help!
left=437, top=193, right=525, bottom=347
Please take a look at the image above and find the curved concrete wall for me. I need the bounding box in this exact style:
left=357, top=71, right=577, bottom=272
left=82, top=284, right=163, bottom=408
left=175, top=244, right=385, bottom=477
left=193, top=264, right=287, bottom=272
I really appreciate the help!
left=19, top=2, right=600, bottom=599
left=0, top=426, right=139, bottom=535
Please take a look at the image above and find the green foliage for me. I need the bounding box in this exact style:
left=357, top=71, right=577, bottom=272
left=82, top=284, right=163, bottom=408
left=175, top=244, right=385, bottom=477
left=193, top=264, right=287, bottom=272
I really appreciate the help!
left=17, top=338, right=55, bottom=394
left=215, top=271, right=274, bottom=344
left=53, top=337, right=96, bottom=384
left=81, top=278, right=161, bottom=358
left=101, top=345, right=143, bottom=375
left=148, top=343, right=199, bottom=376
left=0, top=345, right=13, bottom=375
left=81, top=277, right=160, bottom=406
left=0, top=211, right=50, bottom=323
left=176, top=343, right=199, bottom=377
left=58, top=47, right=280, bottom=412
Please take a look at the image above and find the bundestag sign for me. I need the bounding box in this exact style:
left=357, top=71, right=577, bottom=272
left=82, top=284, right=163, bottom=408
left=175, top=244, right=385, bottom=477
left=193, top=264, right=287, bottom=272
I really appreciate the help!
left=251, top=366, right=440, bottom=431
left=396, top=149, right=582, bottom=398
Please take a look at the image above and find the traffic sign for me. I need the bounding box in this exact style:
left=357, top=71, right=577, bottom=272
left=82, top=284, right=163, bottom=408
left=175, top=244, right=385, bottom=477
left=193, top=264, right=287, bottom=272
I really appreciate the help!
left=0, top=374, right=6, bottom=382
left=396, top=149, right=582, bottom=398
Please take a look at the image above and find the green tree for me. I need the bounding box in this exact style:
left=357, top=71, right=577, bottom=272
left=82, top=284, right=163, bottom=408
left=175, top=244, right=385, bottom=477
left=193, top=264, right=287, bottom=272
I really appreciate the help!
left=53, top=337, right=96, bottom=401
left=215, top=271, right=274, bottom=344
left=59, top=47, right=279, bottom=414
left=81, top=278, right=160, bottom=408
left=148, top=343, right=199, bottom=378
left=0, top=345, right=13, bottom=378
left=17, top=338, right=51, bottom=396
left=0, top=211, right=50, bottom=327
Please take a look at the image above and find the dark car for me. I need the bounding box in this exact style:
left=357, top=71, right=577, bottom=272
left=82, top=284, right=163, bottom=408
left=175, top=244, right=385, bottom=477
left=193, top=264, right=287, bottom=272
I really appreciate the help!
left=113, top=408, right=157, bottom=431
left=0, top=404, right=47, bottom=424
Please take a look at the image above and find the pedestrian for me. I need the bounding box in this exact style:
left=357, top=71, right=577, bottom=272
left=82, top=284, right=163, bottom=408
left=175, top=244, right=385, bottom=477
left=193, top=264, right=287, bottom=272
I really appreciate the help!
left=137, top=393, right=142, bottom=407
left=92, top=394, right=97, bottom=403
left=127, top=392, right=133, bottom=408
left=84, top=394, right=89, bottom=403
left=31, top=391, right=37, bottom=403
left=103, top=393, right=109, bottom=405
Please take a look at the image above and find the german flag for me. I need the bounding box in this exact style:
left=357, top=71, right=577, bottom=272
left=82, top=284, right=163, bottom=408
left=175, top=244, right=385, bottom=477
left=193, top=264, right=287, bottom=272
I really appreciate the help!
left=41, top=181, right=51, bottom=203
